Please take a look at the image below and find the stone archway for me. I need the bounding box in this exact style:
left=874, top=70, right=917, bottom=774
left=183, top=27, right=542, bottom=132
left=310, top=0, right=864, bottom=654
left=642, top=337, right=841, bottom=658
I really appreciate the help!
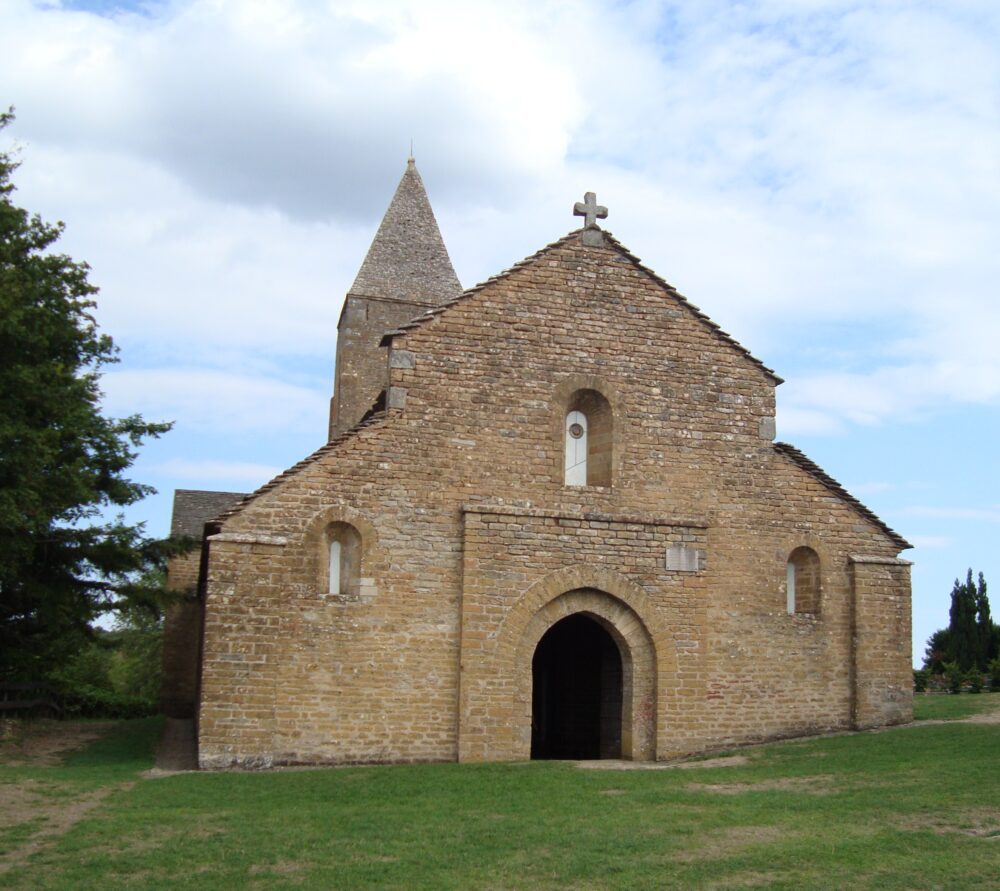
left=511, top=582, right=659, bottom=761
left=459, top=565, right=669, bottom=763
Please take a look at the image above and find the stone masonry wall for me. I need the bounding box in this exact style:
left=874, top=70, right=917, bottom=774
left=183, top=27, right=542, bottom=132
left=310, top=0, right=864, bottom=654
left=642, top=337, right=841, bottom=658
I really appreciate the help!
left=199, top=232, right=911, bottom=767
left=329, top=294, right=437, bottom=437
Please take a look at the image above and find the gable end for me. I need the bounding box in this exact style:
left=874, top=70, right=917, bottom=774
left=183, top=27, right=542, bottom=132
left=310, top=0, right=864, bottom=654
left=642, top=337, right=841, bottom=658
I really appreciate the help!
left=379, top=228, right=783, bottom=387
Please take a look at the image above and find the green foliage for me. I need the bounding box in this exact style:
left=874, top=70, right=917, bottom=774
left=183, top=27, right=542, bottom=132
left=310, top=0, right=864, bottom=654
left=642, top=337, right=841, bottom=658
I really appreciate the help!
left=58, top=684, right=157, bottom=719
left=944, top=662, right=964, bottom=694
left=923, top=570, right=999, bottom=674
left=912, top=669, right=930, bottom=692
left=923, top=627, right=952, bottom=674
left=47, top=573, right=165, bottom=717
left=0, top=110, right=182, bottom=681
left=989, top=658, right=1000, bottom=692
left=949, top=571, right=979, bottom=670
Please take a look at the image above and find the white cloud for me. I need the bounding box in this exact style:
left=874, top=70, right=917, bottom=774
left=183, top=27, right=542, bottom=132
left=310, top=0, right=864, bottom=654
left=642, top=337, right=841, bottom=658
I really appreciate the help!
left=151, top=458, right=280, bottom=485
left=100, top=367, right=329, bottom=436
left=2, top=0, right=1000, bottom=442
left=3, top=0, right=582, bottom=220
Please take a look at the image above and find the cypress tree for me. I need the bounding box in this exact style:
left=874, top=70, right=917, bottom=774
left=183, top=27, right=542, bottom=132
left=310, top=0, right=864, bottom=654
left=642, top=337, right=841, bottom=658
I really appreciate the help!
left=976, top=572, right=996, bottom=668
left=924, top=570, right=999, bottom=675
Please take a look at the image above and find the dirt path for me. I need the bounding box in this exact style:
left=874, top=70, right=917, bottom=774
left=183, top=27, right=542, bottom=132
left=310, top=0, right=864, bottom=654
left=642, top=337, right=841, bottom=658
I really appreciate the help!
left=963, top=702, right=1000, bottom=724
left=0, top=718, right=116, bottom=767
left=0, top=782, right=125, bottom=875
left=0, top=720, right=122, bottom=876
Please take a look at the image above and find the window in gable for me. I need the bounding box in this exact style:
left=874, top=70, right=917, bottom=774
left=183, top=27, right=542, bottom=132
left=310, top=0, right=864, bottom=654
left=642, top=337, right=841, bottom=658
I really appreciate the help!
left=786, top=546, right=821, bottom=616
left=327, top=522, right=362, bottom=597
left=564, top=410, right=589, bottom=486
left=564, top=389, right=613, bottom=487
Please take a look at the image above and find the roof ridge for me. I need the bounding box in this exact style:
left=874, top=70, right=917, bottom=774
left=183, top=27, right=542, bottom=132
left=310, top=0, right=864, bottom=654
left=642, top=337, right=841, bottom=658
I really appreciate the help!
left=774, top=441, right=912, bottom=550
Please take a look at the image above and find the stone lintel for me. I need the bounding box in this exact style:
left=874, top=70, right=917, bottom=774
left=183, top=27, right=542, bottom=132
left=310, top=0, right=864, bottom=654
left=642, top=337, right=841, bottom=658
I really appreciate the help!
left=207, top=532, right=289, bottom=546
left=463, top=503, right=708, bottom=529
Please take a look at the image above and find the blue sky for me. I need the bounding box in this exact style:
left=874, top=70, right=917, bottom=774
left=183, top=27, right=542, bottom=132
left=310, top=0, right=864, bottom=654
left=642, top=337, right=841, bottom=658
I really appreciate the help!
left=2, top=0, right=999, bottom=665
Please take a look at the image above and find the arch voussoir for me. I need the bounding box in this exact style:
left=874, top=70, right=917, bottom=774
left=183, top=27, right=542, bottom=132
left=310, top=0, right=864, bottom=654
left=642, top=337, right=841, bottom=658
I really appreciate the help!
left=493, top=565, right=669, bottom=761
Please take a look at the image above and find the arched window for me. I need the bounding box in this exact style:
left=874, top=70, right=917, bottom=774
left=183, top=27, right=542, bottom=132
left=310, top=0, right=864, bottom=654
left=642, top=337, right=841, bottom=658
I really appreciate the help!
left=564, top=389, right=613, bottom=487
left=787, top=546, right=820, bottom=616
left=327, top=523, right=362, bottom=597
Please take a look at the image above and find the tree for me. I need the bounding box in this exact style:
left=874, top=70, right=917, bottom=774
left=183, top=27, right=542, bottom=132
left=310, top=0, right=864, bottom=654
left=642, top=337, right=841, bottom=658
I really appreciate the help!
left=0, top=109, right=178, bottom=681
left=948, top=570, right=979, bottom=671
left=974, top=572, right=998, bottom=668
left=923, top=569, right=999, bottom=674
left=923, top=627, right=952, bottom=675
left=51, top=572, right=167, bottom=717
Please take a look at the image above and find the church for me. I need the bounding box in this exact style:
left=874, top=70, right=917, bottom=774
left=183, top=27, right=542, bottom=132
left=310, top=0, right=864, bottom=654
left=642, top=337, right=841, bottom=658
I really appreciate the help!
left=162, top=160, right=913, bottom=768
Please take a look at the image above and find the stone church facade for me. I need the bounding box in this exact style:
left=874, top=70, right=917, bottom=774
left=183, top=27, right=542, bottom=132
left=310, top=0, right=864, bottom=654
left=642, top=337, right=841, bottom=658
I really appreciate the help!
left=165, top=161, right=913, bottom=769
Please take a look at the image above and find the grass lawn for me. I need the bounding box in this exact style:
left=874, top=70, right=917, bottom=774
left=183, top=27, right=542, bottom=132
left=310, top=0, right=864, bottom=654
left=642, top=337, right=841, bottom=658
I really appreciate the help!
left=2, top=700, right=999, bottom=890
left=912, top=691, right=998, bottom=721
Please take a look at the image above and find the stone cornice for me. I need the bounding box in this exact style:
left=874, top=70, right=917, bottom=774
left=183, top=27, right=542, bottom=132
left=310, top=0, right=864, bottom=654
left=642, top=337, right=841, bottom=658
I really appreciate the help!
left=849, top=554, right=913, bottom=566
left=462, top=502, right=708, bottom=528
left=207, top=532, right=289, bottom=546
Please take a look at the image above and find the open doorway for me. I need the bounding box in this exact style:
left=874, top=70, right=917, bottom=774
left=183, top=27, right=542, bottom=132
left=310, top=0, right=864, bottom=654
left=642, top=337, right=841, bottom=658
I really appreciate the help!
left=530, top=613, right=623, bottom=759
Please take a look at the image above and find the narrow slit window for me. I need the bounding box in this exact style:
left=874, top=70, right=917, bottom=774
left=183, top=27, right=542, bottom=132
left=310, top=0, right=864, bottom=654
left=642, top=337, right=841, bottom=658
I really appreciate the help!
left=562, top=388, right=613, bottom=487
left=565, top=410, right=589, bottom=486
left=325, top=523, right=362, bottom=597
left=786, top=547, right=821, bottom=616
left=329, top=540, right=342, bottom=595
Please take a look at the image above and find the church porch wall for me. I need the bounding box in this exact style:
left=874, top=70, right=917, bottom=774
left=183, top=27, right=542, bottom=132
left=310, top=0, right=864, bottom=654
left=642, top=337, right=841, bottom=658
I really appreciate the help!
left=458, top=508, right=709, bottom=762
left=850, top=557, right=913, bottom=729
left=267, top=531, right=463, bottom=765
left=198, top=539, right=288, bottom=768
left=691, top=457, right=908, bottom=752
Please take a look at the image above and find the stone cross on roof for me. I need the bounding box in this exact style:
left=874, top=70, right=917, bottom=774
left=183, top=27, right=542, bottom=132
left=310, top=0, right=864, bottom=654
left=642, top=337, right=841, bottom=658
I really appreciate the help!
left=573, top=192, right=608, bottom=228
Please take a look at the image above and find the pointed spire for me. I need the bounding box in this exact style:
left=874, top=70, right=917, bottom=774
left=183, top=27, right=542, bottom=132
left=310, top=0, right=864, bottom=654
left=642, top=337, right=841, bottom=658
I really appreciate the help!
left=349, top=159, right=462, bottom=305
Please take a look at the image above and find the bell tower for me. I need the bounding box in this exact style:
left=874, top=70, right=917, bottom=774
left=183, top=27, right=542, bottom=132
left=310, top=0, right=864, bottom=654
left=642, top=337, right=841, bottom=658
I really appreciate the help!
left=329, top=159, right=462, bottom=437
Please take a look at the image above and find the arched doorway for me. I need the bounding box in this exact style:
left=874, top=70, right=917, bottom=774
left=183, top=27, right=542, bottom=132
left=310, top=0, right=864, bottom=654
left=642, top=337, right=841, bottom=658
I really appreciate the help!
left=531, top=613, right=623, bottom=759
